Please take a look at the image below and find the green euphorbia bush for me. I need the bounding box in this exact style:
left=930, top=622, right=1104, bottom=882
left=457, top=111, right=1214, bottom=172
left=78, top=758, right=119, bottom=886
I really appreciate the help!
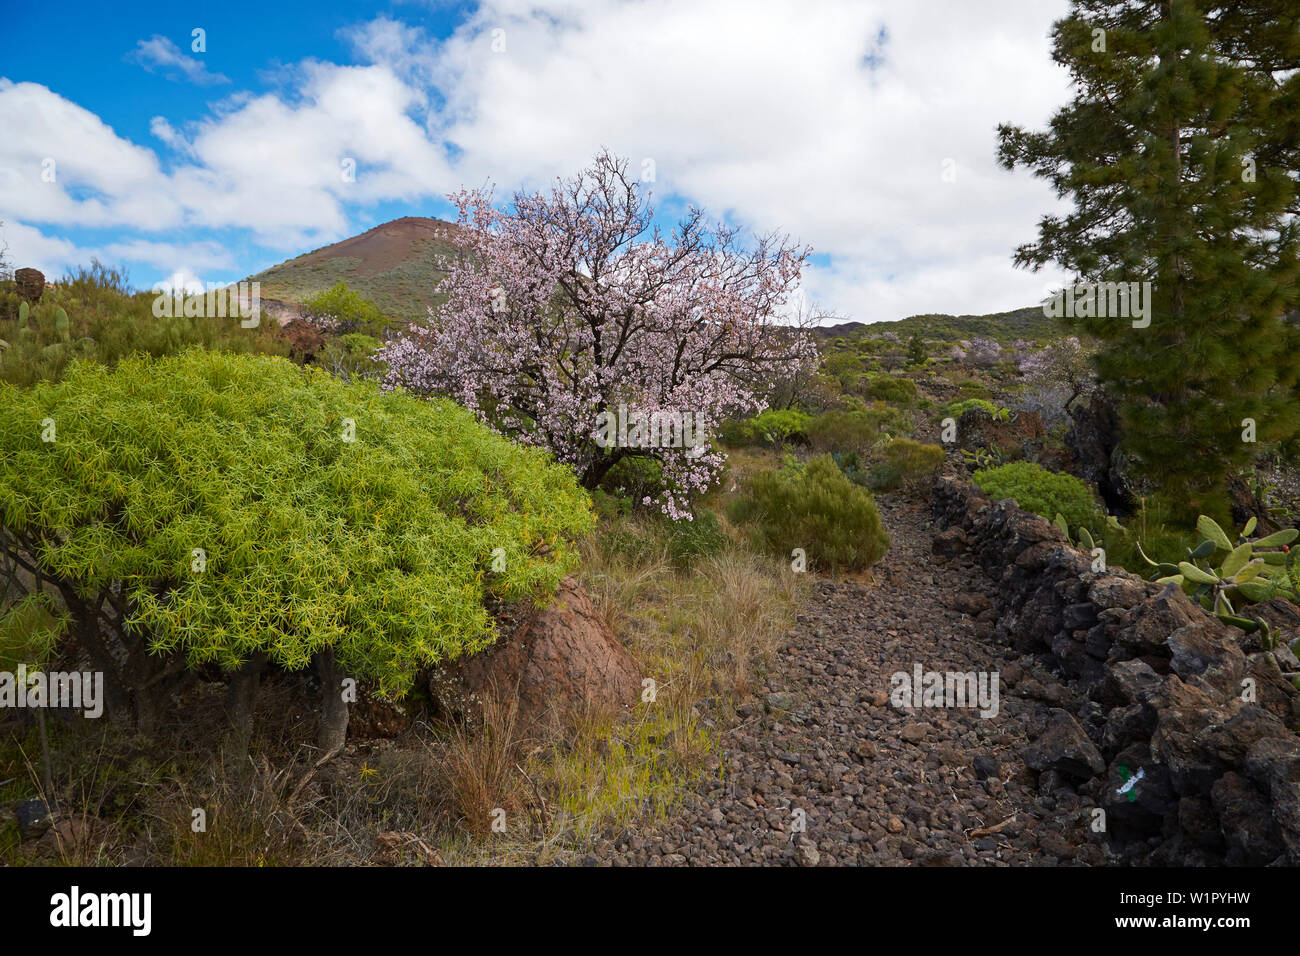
left=973, top=461, right=1102, bottom=534
left=729, top=455, right=890, bottom=571
left=942, top=398, right=1008, bottom=421
left=0, top=350, right=595, bottom=721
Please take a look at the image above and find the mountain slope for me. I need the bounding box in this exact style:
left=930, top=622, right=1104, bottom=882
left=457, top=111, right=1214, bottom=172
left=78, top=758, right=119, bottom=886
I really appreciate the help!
left=247, top=217, right=459, bottom=325
left=815, top=306, right=1064, bottom=343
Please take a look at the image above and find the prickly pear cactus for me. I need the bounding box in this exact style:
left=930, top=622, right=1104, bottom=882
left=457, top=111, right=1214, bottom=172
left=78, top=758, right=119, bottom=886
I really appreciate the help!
left=55, top=307, right=70, bottom=342
left=1137, top=513, right=1299, bottom=636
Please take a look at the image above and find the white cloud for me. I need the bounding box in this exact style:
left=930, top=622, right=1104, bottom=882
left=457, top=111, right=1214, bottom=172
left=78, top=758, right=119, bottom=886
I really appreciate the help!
left=420, top=0, right=1076, bottom=320
left=0, top=219, right=81, bottom=275
left=0, top=79, right=179, bottom=230
left=151, top=268, right=210, bottom=296
left=165, top=61, right=455, bottom=247
left=101, top=238, right=236, bottom=274
left=0, top=66, right=456, bottom=254
left=131, top=36, right=230, bottom=86
left=149, top=116, right=191, bottom=154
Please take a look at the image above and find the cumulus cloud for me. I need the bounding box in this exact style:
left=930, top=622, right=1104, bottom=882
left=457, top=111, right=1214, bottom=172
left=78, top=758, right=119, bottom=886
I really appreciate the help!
left=0, top=66, right=456, bottom=254
left=131, top=35, right=230, bottom=86
left=418, top=0, right=1076, bottom=320
left=100, top=238, right=236, bottom=274
left=0, top=219, right=82, bottom=275
left=151, top=268, right=211, bottom=296
left=0, top=79, right=179, bottom=230
left=164, top=61, right=455, bottom=247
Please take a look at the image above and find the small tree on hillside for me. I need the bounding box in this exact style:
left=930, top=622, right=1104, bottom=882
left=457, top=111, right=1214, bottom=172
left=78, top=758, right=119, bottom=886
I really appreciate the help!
left=1017, top=336, right=1096, bottom=427
left=302, top=281, right=388, bottom=335
left=905, top=333, right=926, bottom=367
left=998, top=0, right=1300, bottom=519
left=379, top=151, right=821, bottom=519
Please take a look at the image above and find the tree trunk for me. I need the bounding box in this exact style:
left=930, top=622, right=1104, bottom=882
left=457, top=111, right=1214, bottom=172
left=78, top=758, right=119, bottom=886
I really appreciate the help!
left=315, top=647, right=349, bottom=752
left=224, top=652, right=265, bottom=774
left=581, top=446, right=629, bottom=490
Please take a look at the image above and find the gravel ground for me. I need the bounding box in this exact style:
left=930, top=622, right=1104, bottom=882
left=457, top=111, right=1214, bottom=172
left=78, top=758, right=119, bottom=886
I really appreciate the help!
left=587, top=497, right=1120, bottom=866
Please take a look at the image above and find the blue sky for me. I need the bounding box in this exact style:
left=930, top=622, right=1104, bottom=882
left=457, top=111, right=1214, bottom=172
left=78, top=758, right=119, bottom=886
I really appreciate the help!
left=0, top=0, right=1072, bottom=321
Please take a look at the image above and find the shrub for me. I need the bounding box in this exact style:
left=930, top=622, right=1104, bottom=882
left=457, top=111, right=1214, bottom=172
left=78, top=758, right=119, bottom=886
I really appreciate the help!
left=729, top=455, right=890, bottom=571
left=589, top=488, right=633, bottom=522
left=750, top=408, right=810, bottom=449
left=715, top=409, right=810, bottom=450
left=822, top=350, right=865, bottom=391
left=955, top=380, right=992, bottom=401
left=942, top=398, right=1008, bottom=422
left=861, top=401, right=913, bottom=437
left=883, top=438, right=945, bottom=484
left=0, top=350, right=594, bottom=731
left=807, top=405, right=911, bottom=454
left=664, top=507, right=729, bottom=569
left=316, top=331, right=385, bottom=383
left=866, top=461, right=902, bottom=493
left=973, top=461, right=1102, bottom=533
left=717, top=417, right=755, bottom=448
left=301, top=281, right=390, bottom=336
left=866, top=375, right=918, bottom=405
left=906, top=333, right=926, bottom=367
left=830, top=450, right=870, bottom=486
left=807, top=410, right=878, bottom=454
left=0, top=593, right=65, bottom=671
left=600, top=506, right=729, bottom=571
left=0, top=277, right=288, bottom=387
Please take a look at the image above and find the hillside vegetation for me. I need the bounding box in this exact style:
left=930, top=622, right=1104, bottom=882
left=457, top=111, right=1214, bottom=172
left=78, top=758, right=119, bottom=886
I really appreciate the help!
left=817, top=306, right=1070, bottom=344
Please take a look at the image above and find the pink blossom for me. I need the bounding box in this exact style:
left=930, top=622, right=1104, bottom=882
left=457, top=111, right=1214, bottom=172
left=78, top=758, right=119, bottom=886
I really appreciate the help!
left=379, top=152, right=819, bottom=519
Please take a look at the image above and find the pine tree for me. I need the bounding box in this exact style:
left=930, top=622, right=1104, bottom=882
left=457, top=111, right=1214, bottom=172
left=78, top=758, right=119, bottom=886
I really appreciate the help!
left=998, top=0, right=1300, bottom=520
left=906, top=332, right=927, bottom=367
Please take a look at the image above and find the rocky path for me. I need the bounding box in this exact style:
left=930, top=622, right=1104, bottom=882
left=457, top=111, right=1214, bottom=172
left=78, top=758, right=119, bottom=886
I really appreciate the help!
left=590, top=496, right=1117, bottom=866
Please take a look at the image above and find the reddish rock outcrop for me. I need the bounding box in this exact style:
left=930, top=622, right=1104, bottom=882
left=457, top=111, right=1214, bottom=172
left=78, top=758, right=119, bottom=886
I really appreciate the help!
left=429, top=577, right=642, bottom=733
left=15, top=268, right=44, bottom=303
left=277, top=318, right=325, bottom=360
left=349, top=687, right=416, bottom=739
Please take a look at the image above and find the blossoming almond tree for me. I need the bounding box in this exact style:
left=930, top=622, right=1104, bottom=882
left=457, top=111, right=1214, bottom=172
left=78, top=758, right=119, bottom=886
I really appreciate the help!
left=379, top=151, right=821, bottom=518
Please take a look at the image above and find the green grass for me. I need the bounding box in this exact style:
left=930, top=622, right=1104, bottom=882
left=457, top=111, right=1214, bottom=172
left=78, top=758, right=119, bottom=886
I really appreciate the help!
left=0, top=272, right=288, bottom=387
